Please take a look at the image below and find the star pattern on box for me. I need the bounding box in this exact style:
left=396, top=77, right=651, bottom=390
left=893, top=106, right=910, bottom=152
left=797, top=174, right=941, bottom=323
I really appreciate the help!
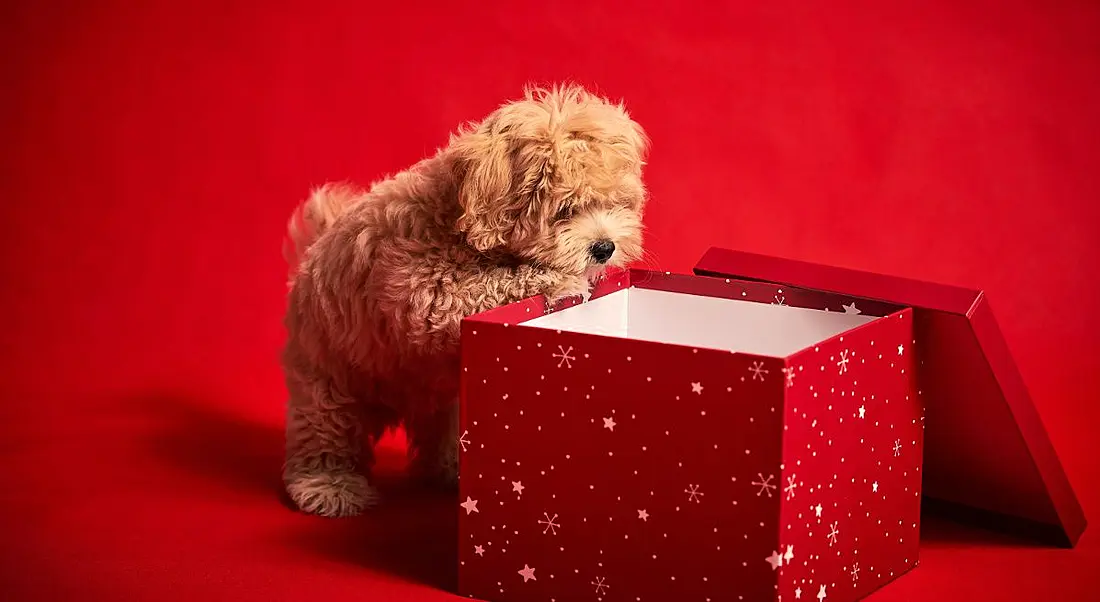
left=518, top=564, right=537, bottom=582
left=458, top=286, right=922, bottom=602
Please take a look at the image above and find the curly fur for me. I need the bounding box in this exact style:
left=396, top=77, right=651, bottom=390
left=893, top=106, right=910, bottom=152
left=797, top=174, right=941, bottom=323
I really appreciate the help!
left=281, top=84, right=649, bottom=516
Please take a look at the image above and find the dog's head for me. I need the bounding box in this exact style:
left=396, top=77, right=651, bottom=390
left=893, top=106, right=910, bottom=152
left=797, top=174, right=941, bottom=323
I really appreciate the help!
left=449, top=84, right=649, bottom=279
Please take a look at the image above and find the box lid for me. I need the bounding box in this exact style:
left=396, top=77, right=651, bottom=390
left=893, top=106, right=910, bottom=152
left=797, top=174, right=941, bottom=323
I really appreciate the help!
left=693, top=246, right=1086, bottom=547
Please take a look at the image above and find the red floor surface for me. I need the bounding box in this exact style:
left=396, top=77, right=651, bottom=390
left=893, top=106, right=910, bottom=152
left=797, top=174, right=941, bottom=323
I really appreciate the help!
left=3, top=1, right=1099, bottom=600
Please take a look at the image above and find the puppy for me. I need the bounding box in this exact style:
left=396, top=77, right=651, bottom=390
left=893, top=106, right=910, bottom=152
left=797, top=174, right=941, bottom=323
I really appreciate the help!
left=281, top=84, right=649, bottom=517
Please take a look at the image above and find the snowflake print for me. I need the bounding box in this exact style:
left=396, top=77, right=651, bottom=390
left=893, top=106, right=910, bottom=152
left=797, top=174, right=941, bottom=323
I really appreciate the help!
left=457, top=430, right=470, bottom=453
left=893, top=439, right=902, bottom=457
left=538, top=512, right=561, bottom=535
left=850, top=561, right=861, bottom=582
left=827, top=521, right=839, bottom=546
left=773, top=294, right=787, bottom=306
left=752, top=473, right=776, bottom=497
left=553, top=345, right=576, bottom=368
left=837, top=350, right=850, bottom=375
left=748, top=361, right=769, bottom=381
left=591, top=576, right=609, bottom=595
left=783, top=367, right=796, bottom=388
left=685, top=484, right=704, bottom=503
left=784, top=475, right=798, bottom=500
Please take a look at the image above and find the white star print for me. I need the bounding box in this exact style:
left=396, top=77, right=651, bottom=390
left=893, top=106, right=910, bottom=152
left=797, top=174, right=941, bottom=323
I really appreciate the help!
left=691, top=381, right=704, bottom=395
left=872, top=481, right=879, bottom=493
left=817, top=584, right=828, bottom=601
left=460, top=497, right=479, bottom=515
left=814, top=503, right=823, bottom=518
left=843, top=302, right=861, bottom=315
left=858, top=405, right=866, bottom=419
left=474, top=545, right=485, bottom=556
left=603, top=416, right=616, bottom=432
left=518, top=564, right=536, bottom=582
left=898, top=343, right=905, bottom=355
left=512, top=481, right=525, bottom=495
left=637, top=509, right=649, bottom=522
left=766, top=550, right=783, bottom=570
left=795, top=586, right=802, bottom=599
left=784, top=545, right=794, bottom=563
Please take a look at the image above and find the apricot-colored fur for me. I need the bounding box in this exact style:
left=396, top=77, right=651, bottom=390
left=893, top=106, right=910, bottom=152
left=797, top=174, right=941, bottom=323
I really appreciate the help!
left=281, top=84, right=649, bottom=517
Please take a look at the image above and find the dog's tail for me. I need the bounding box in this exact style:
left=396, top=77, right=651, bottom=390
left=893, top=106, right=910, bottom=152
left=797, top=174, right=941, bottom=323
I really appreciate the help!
left=283, top=182, right=361, bottom=286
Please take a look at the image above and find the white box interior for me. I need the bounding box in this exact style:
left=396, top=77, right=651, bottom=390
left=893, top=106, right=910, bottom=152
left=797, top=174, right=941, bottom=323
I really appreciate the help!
left=522, top=287, right=878, bottom=357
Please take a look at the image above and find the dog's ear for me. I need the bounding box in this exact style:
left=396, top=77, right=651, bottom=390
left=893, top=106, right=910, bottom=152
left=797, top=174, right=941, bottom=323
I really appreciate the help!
left=449, top=123, right=519, bottom=252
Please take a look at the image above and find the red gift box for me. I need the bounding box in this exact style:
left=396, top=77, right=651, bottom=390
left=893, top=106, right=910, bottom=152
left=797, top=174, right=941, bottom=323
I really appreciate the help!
left=457, top=248, right=1086, bottom=602
left=458, top=269, right=925, bottom=602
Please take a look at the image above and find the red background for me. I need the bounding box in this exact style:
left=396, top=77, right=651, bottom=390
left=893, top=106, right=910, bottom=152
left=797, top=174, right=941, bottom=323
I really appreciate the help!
left=2, top=0, right=1098, bottom=600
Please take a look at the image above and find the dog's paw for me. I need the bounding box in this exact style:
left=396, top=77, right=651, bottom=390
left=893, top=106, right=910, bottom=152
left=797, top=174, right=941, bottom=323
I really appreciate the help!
left=409, top=445, right=459, bottom=491
left=547, top=274, right=592, bottom=305
left=286, top=471, right=377, bottom=517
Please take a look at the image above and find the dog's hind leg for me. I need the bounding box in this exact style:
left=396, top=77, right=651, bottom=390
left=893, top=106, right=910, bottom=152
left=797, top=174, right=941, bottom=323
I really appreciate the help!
left=283, top=373, right=378, bottom=517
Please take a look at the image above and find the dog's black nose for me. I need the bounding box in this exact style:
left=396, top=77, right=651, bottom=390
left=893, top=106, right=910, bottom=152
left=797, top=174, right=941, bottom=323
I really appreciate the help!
left=589, top=240, right=615, bottom=264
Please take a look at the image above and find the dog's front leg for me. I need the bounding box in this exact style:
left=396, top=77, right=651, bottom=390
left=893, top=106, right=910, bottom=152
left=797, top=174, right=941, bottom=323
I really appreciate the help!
left=515, top=266, right=592, bottom=306
left=406, top=398, right=460, bottom=489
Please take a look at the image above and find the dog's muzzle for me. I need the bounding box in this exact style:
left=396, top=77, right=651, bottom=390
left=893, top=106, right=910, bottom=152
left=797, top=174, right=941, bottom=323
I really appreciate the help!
left=589, top=240, right=615, bottom=264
